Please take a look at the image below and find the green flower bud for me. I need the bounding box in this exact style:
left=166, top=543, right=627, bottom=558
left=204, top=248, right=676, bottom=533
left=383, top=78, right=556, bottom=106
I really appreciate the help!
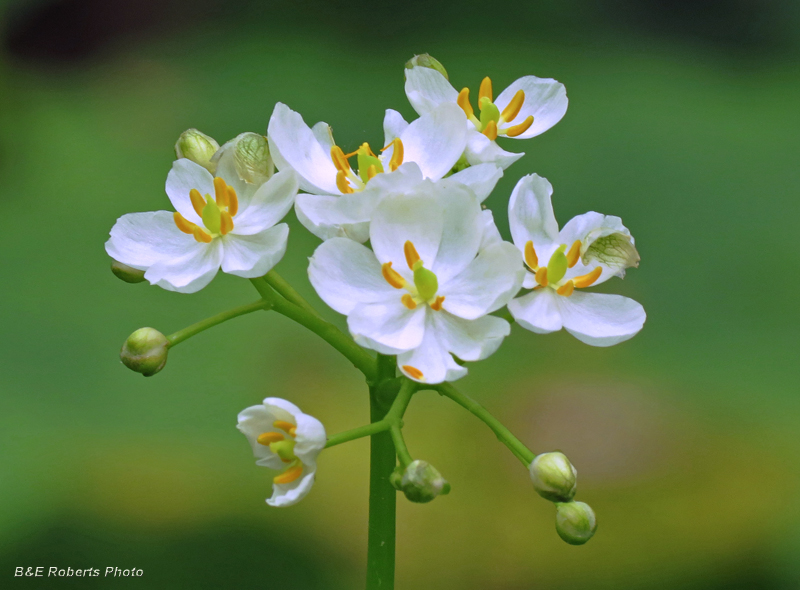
left=405, top=54, right=449, bottom=80
left=174, top=129, right=219, bottom=173
left=555, top=501, right=597, bottom=545
left=110, top=260, right=146, bottom=284
left=389, top=466, right=405, bottom=491
left=212, top=132, right=274, bottom=185
left=400, top=460, right=450, bottom=503
left=529, top=452, right=577, bottom=502
left=120, top=328, right=169, bottom=377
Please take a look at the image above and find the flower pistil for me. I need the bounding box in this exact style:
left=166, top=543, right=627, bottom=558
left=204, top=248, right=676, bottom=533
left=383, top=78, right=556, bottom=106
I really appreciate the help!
left=457, top=76, right=534, bottom=139
left=525, top=239, right=602, bottom=297
left=173, top=176, right=239, bottom=243
left=257, top=419, right=305, bottom=484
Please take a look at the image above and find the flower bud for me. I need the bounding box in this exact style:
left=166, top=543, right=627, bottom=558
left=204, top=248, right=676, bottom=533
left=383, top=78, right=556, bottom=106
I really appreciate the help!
left=400, top=460, right=450, bottom=504
left=529, top=452, right=577, bottom=502
left=174, top=129, right=219, bottom=173
left=389, top=466, right=405, bottom=491
left=110, top=260, right=146, bottom=284
left=120, top=328, right=169, bottom=377
left=555, top=501, right=597, bottom=545
left=212, top=132, right=274, bottom=185
left=405, top=54, right=449, bottom=80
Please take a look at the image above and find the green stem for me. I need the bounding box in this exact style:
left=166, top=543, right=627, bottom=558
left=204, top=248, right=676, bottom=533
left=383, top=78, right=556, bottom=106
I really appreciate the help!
left=389, top=426, right=412, bottom=467
left=262, top=270, right=320, bottom=317
left=325, top=421, right=391, bottom=449
left=250, top=278, right=378, bottom=382
left=435, top=383, right=535, bottom=466
left=166, top=299, right=271, bottom=347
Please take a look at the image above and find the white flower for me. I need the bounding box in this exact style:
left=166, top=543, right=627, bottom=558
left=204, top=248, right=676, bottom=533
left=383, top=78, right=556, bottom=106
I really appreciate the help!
left=267, top=102, right=502, bottom=242
left=105, top=157, right=298, bottom=293
left=405, top=66, right=568, bottom=169
left=308, top=182, right=524, bottom=383
left=237, top=397, right=326, bottom=507
left=506, top=174, right=645, bottom=346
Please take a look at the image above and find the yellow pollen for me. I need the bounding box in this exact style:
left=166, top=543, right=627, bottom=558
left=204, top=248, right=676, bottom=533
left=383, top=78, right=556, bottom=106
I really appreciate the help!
left=557, top=281, right=575, bottom=297
left=430, top=295, right=445, bottom=311
left=257, top=432, right=285, bottom=445
left=192, top=226, right=212, bottom=243
left=220, top=211, right=234, bottom=235
left=401, top=294, right=417, bottom=310
left=381, top=262, right=406, bottom=289
left=227, top=186, right=238, bottom=216
left=273, top=420, right=296, bottom=436
left=331, top=146, right=351, bottom=174
left=402, top=365, right=424, bottom=380
left=500, top=89, right=525, bottom=122
left=404, top=240, right=421, bottom=270
left=213, top=177, right=228, bottom=206
left=367, top=164, right=378, bottom=180
left=572, top=266, right=602, bottom=289
left=479, top=76, right=493, bottom=102
left=535, top=267, right=548, bottom=287
left=274, top=464, right=303, bottom=485
left=506, top=115, right=534, bottom=137
left=457, top=87, right=474, bottom=118
left=483, top=120, right=498, bottom=140
left=524, top=240, right=539, bottom=269
left=566, top=240, right=581, bottom=268
left=173, top=212, right=195, bottom=235
left=189, top=189, right=206, bottom=217
left=336, top=170, right=354, bottom=194
left=386, top=138, right=404, bottom=172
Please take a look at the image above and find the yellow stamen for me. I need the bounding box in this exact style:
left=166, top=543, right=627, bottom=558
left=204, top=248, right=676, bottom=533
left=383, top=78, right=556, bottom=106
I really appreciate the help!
left=566, top=240, right=581, bottom=268
left=257, top=432, right=284, bottom=445
left=381, top=262, right=406, bottom=289
left=535, top=267, right=548, bottom=287
left=173, top=212, right=195, bottom=234
left=220, top=211, right=234, bottom=235
left=402, top=365, right=424, bottom=380
left=213, top=177, right=228, bottom=206
left=557, top=281, right=575, bottom=297
left=226, top=186, right=238, bottom=216
left=189, top=189, right=206, bottom=217
left=479, top=76, right=493, bottom=102
left=367, top=164, right=378, bottom=180
left=192, top=227, right=212, bottom=243
left=331, top=146, right=351, bottom=174
left=500, top=89, right=525, bottom=122
left=506, top=115, right=534, bottom=137
left=401, top=294, right=417, bottom=310
left=483, top=120, right=498, bottom=140
left=524, top=240, right=539, bottom=269
left=274, top=464, right=303, bottom=485
left=457, top=87, right=474, bottom=118
left=572, top=266, right=602, bottom=289
left=404, top=240, right=421, bottom=270
left=388, top=138, right=404, bottom=172
left=336, top=170, right=354, bottom=194
left=273, top=420, right=296, bottom=436
left=430, top=295, right=445, bottom=311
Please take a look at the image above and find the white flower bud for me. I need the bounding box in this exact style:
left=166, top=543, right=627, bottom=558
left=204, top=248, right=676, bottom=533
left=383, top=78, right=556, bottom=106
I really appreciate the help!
left=400, top=460, right=451, bottom=503
left=174, top=129, right=219, bottom=173
left=555, top=501, right=597, bottom=545
left=110, top=260, right=146, bottom=284
left=405, top=54, right=449, bottom=80
left=529, top=452, right=577, bottom=502
left=212, top=132, right=274, bottom=185
left=120, top=328, right=169, bottom=377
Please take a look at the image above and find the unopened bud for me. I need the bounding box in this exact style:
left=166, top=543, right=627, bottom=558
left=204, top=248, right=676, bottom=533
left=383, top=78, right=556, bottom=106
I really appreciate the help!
left=530, top=452, right=577, bottom=502
left=405, top=54, right=448, bottom=80
left=120, top=328, right=169, bottom=377
left=175, top=129, right=219, bottom=173
left=555, top=501, right=597, bottom=545
left=400, top=460, right=450, bottom=503
left=212, top=132, right=274, bottom=185
left=110, top=260, right=146, bottom=284
left=389, top=466, right=405, bottom=491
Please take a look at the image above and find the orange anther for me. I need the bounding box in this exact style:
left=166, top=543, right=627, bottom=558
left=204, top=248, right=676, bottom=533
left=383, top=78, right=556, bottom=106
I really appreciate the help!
left=220, top=211, right=234, bottom=235
left=402, top=365, right=424, bottom=380
left=457, top=87, right=474, bottom=118
left=189, top=189, right=206, bottom=217
left=273, top=464, right=303, bottom=484
left=524, top=240, right=539, bottom=269
left=226, top=186, right=238, bottom=216
left=500, top=89, right=525, bottom=122
left=382, top=262, right=406, bottom=289
left=173, top=212, right=195, bottom=234
left=330, top=146, right=351, bottom=174
left=367, top=164, right=378, bottom=180
left=479, top=77, right=493, bottom=102
left=556, top=281, right=575, bottom=297
left=404, top=240, right=421, bottom=270
left=192, top=227, right=212, bottom=243
left=566, top=240, right=581, bottom=268
left=214, top=177, right=228, bottom=206
left=273, top=420, right=296, bottom=435
left=534, top=267, right=548, bottom=287
left=257, top=432, right=285, bottom=445
left=506, top=115, right=534, bottom=137
left=430, top=295, right=445, bottom=311
left=572, top=266, right=602, bottom=289
left=401, top=294, right=417, bottom=310
left=336, top=170, right=354, bottom=194
left=482, top=120, right=498, bottom=141
left=388, top=138, right=403, bottom=172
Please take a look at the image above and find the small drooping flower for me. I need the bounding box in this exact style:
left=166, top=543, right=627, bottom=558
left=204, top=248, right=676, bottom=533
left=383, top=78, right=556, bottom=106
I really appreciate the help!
left=507, top=174, right=645, bottom=346
left=237, top=398, right=326, bottom=507
left=405, top=65, right=568, bottom=169
left=105, top=156, right=298, bottom=293
left=267, top=102, right=502, bottom=241
left=309, top=182, right=524, bottom=383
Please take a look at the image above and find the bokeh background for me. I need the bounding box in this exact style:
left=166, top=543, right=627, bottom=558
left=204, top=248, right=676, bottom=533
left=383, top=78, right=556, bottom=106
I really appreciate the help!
left=2, top=0, right=799, bottom=588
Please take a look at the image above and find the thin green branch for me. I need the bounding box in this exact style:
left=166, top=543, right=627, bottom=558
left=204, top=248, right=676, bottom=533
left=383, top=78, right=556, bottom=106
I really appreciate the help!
left=166, top=299, right=271, bottom=347
left=262, top=270, right=321, bottom=317
left=325, top=420, right=392, bottom=448
left=389, top=425, right=412, bottom=467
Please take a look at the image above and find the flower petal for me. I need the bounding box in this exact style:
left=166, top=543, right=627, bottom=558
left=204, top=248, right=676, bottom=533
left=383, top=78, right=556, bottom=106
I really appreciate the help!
left=433, top=312, right=511, bottom=362
left=268, top=467, right=316, bottom=507
left=311, top=121, right=335, bottom=152
left=398, top=103, right=467, bottom=181
left=430, top=185, right=484, bottom=284
left=105, top=211, right=195, bottom=269
left=442, top=242, right=524, bottom=319
left=478, top=209, right=503, bottom=251
left=558, top=292, right=646, bottom=347
left=441, top=163, right=503, bottom=202
left=397, top=315, right=466, bottom=384
left=495, top=76, right=568, bottom=139
left=404, top=66, right=459, bottom=115
left=508, top=288, right=563, bottom=334
left=383, top=109, right=409, bottom=143
left=508, top=174, right=560, bottom=256
left=261, top=397, right=326, bottom=468
left=144, top=239, right=223, bottom=293
left=267, top=103, right=340, bottom=195
left=349, top=301, right=426, bottom=355
left=465, top=131, right=524, bottom=170
left=165, top=159, right=215, bottom=224
left=221, top=224, right=288, bottom=278
left=233, top=170, right=298, bottom=235
left=308, top=237, right=398, bottom=315
left=236, top=404, right=287, bottom=469
left=295, top=194, right=370, bottom=243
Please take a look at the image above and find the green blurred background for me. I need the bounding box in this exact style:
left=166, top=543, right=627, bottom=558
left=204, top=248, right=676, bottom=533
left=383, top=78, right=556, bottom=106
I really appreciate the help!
left=1, top=0, right=799, bottom=587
